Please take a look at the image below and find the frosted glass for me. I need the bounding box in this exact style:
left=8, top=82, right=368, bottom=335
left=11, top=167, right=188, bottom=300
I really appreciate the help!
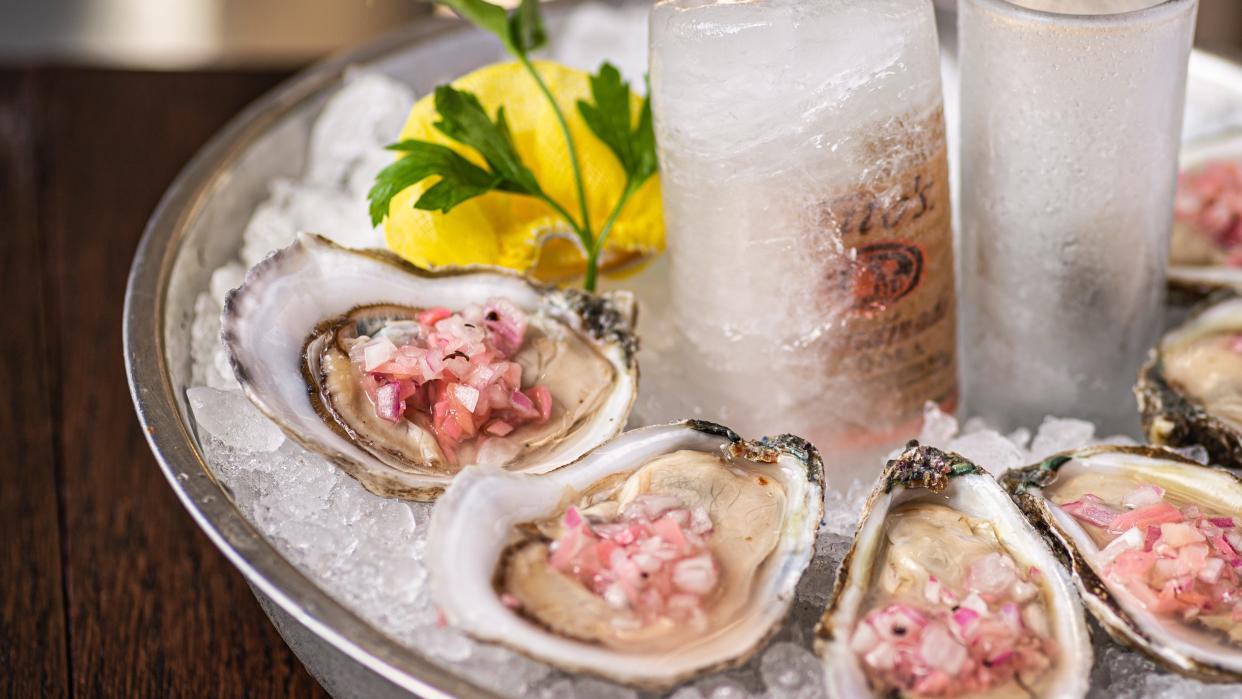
left=958, top=0, right=1198, bottom=433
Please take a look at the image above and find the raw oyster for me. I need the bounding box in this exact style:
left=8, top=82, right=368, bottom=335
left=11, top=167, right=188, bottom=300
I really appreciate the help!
left=818, top=443, right=1091, bottom=698
left=1136, top=294, right=1242, bottom=468
left=1002, top=445, right=1242, bottom=681
left=222, top=234, right=637, bottom=500
left=1169, top=133, right=1242, bottom=303
left=425, top=421, right=823, bottom=688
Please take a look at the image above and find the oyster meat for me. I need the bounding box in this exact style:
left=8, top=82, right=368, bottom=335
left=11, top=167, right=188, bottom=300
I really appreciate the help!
left=425, top=421, right=823, bottom=688
left=1003, top=446, right=1242, bottom=681
left=222, top=234, right=637, bottom=500
left=1137, top=294, right=1242, bottom=468
left=818, top=443, right=1091, bottom=698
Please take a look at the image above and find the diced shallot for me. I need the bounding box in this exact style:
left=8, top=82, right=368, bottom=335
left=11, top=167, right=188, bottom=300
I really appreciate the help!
left=348, top=299, right=555, bottom=462
left=1110, top=501, right=1183, bottom=533
left=546, top=495, right=719, bottom=626
left=672, top=554, right=717, bottom=594
left=375, top=382, right=403, bottom=423
left=1099, top=527, right=1144, bottom=565
left=1060, top=494, right=1120, bottom=529
left=1122, top=484, right=1166, bottom=510
left=968, top=552, right=1018, bottom=596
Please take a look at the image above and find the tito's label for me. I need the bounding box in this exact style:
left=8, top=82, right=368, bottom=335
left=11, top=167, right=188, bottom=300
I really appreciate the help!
left=816, top=115, right=957, bottom=444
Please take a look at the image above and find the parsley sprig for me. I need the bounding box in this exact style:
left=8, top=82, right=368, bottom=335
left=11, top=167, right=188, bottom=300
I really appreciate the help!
left=367, top=0, right=659, bottom=292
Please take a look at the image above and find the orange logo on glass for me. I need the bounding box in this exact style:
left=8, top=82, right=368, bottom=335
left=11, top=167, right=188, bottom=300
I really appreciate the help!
left=851, top=241, right=924, bottom=313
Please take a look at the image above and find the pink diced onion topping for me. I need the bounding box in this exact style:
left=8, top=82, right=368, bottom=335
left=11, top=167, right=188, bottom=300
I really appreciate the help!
left=850, top=549, right=1056, bottom=697
left=347, top=298, right=552, bottom=463
left=1175, top=160, right=1242, bottom=262
left=546, top=495, right=717, bottom=629
left=1062, top=482, right=1241, bottom=630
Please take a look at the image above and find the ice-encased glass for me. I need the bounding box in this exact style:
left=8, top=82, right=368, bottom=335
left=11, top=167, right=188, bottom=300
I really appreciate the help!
left=958, top=0, right=1198, bottom=433
left=649, top=0, right=956, bottom=482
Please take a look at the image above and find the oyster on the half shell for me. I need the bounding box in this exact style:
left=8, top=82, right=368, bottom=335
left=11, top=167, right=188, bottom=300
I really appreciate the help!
left=1137, top=293, right=1242, bottom=468
left=818, top=443, right=1092, bottom=699
left=221, top=234, right=637, bottom=500
left=1003, top=445, right=1242, bottom=681
left=1169, top=133, right=1242, bottom=303
left=425, top=421, right=823, bottom=688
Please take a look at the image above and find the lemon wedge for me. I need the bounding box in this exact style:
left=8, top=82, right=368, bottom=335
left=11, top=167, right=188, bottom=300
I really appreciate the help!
left=383, top=60, right=664, bottom=282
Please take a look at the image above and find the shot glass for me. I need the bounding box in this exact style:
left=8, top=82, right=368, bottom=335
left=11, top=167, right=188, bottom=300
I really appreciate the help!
left=958, top=0, right=1198, bottom=433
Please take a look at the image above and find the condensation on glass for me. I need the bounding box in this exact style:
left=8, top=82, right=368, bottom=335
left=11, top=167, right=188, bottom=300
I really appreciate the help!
left=958, top=0, right=1198, bottom=434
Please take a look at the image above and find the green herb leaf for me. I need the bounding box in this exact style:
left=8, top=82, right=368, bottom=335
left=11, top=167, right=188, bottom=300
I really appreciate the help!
left=435, top=0, right=517, bottom=54
left=366, top=85, right=553, bottom=225
left=367, top=140, right=503, bottom=224
left=576, top=63, right=659, bottom=186
left=632, top=82, right=658, bottom=184
left=434, top=0, right=544, bottom=56
left=432, top=85, right=543, bottom=196
left=509, top=0, right=546, bottom=54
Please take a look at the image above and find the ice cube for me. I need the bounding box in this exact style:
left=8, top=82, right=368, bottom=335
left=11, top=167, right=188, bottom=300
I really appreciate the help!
left=190, top=293, right=221, bottom=388
left=241, top=179, right=382, bottom=267
left=186, top=385, right=284, bottom=452
left=209, top=346, right=239, bottom=391
left=760, top=642, right=826, bottom=699
left=822, top=480, right=868, bottom=537
left=918, top=401, right=960, bottom=447
left=1029, top=417, right=1097, bottom=460
left=568, top=678, right=637, bottom=699
left=306, top=68, right=415, bottom=191
left=210, top=262, right=245, bottom=307
left=696, top=679, right=749, bottom=699
left=458, top=645, right=551, bottom=696
left=1139, top=673, right=1240, bottom=698
left=947, top=430, right=1027, bottom=476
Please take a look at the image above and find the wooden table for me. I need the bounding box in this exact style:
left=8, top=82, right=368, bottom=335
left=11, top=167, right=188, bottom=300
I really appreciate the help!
left=1, top=66, right=329, bottom=698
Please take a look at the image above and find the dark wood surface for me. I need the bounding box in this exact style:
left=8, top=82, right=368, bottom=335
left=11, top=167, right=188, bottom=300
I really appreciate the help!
left=0, top=66, right=329, bottom=698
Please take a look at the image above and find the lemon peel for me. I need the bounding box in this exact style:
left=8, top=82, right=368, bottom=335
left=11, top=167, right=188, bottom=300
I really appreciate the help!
left=384, top=60, right=664, bottom=281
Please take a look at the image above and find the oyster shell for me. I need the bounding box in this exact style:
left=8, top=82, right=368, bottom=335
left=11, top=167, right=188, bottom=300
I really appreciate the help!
left=1002, top=445, right=1242, bottom=681
left=818, top=443, right=1091, bottom=698
left=222, top=234, right=637, bottom=500
left=425, top=421, right=823, bottom=688
left=1136, top=293, right=1242, bottom=468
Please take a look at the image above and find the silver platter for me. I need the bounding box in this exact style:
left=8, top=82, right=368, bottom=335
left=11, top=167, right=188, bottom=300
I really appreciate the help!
left=124, top=4, right=1242, bottom=697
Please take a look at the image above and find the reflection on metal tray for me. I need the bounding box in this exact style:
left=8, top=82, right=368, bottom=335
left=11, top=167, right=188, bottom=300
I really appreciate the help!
left=124, top=3, right=1242, bottom=697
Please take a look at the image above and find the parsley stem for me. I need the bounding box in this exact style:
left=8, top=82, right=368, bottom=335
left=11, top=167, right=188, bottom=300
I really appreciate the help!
left=535, top=192, right=594, bottom=254
left=519, top=55, right=594, bottom=239
left=583, top=178, right=638, bottom=292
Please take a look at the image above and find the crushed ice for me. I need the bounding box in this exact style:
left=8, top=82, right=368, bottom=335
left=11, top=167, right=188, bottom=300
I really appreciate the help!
left=905, top=401, right=1139, bottom=476
left=179, top=4, right=1238, bottom=697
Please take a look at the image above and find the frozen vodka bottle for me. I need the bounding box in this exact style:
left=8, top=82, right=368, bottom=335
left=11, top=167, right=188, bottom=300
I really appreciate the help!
left=650, top=0, right=957, bottom=482
left=958, top=0, right=1197, bottom=434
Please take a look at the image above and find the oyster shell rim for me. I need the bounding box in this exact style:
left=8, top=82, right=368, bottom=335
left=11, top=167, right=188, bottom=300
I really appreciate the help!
left=817, top=441, right=1094, bottom=699
left=220, top=233, right=640, bottom=501
left=1002, top=444, right=1242, bottom=683
left=424, top=419, right=825, bottom=689
left=1136, top=292, right=1242, bottom=469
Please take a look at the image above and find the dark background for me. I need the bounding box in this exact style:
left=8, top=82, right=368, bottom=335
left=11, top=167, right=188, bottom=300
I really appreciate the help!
left=1, top=1, right=1240, bottom=697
